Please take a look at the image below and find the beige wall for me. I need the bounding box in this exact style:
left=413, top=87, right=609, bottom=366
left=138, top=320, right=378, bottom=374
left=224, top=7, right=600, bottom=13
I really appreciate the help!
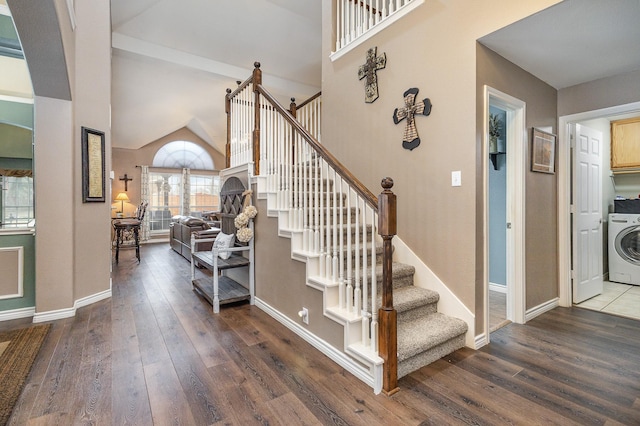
left=320, top=0, right=561, bottom=331
left=73, top=0, right=112, bottom=302
left=111, top=127, right=225, bottom=216
left=10, top=0, right=112, bottom=313
left=558, top=70, right=640, bottom=118
left=253, top=196, right=344, bottom=349
left=476, top=45, right=558, bottom=321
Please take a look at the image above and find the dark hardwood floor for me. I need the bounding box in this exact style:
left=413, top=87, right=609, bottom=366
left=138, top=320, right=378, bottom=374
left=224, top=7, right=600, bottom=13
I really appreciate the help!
left=3, top=243, right=640, bottom=425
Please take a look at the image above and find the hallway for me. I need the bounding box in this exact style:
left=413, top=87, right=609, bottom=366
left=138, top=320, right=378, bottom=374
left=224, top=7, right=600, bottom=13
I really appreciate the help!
left=2, top=243, right=639, bottom=424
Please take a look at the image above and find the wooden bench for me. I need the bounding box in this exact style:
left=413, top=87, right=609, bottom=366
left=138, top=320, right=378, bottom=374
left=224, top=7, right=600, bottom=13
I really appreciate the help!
left=190, top=176, right=254, bottom=313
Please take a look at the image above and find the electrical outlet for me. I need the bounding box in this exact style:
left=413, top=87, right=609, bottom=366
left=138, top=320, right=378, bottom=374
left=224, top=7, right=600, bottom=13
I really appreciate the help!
left=298, top=307, right=309, bottom=324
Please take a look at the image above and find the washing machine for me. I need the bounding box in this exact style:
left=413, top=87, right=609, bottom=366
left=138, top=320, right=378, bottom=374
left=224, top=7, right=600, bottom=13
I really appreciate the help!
left=609, top=213, right=640, bottom=285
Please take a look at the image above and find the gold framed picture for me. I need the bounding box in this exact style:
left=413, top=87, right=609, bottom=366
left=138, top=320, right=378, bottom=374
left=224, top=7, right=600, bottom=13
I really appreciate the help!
left=531, top=128, right=556, bottom=174
left=81, top=126, right=105, bottom=202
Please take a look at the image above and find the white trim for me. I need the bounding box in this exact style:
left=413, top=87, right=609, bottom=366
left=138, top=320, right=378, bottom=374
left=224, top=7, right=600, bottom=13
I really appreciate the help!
left=0, top=228, right=35, bottom=236
left=0, top=4, right=10, bottom=16
left=74, top=288, right=112, bottom=309
left=255, top=297, right=382, bottom=394
left=392, top=236, right=475, bottom=348
left=474, top=332, right=488, bottom=349
left=330, top=0, right=425, bottom=62
left=0, top=246, right=23, bottom=300
left=484, top=86, right=527, bottom=348
left=0, top=306, right=34, bottom=322
left=32, top=288, right=112, bottom=323
left=33, top=306, right=75, bottom=323
left=558, top=101, right=640, bottom=307
left=0, top=94, right=34, bottom=104
left=65, top=0, right=76, bottom=31
left=489, top=283, right=507, bottom=293
left=525, top=297, right=559, bottom=322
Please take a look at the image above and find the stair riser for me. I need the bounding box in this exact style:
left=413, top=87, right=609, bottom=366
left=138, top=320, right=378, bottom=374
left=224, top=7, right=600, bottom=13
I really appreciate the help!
left=398, top=335, right=466, bottom=378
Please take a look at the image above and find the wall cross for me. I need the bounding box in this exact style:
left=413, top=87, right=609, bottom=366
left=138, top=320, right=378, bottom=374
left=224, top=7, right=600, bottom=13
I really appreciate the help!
left=392, top=87, right=433, bottom=151
left=358, top=47, right=386, bottom=103
left=119, top=173, right=133, bottom=191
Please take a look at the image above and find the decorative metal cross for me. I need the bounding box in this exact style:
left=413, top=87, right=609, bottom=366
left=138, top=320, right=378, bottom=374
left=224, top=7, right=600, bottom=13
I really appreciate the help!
left=358, top=47, right=386, bottom=103
left=119, top=173, right=133, bottom=191
left=392, top=88, right=433, bottom=151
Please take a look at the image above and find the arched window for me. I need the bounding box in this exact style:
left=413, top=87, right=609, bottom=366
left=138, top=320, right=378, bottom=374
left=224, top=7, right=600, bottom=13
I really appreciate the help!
left=152, top=141, right=214, bottom=170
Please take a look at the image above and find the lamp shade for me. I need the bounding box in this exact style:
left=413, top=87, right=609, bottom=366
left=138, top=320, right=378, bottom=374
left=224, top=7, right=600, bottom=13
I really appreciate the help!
left=115, top=192, right=130, bottom=202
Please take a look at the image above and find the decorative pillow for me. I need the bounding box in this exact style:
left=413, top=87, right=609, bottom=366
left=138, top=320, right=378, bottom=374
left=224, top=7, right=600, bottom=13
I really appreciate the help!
left=212, top=232, right=235, bottom=260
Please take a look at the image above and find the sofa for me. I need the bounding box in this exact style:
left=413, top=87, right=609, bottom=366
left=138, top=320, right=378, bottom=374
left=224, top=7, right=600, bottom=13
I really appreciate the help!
left=169, top=215, right=220, bottom=261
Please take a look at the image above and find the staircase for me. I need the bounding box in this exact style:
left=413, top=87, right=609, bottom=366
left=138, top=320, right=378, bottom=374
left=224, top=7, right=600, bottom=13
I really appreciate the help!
left=228, top=63, right=468, bottom=394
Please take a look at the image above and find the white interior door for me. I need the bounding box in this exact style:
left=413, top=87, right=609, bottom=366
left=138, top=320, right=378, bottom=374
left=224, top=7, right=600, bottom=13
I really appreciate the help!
left=572, top=124, right=603, bottom=303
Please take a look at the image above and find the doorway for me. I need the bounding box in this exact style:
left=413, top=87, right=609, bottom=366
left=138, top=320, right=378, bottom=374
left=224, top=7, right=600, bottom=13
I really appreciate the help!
left=485, top=86, right=526, bottom=341
left=558, top=101, right=640, bottom=308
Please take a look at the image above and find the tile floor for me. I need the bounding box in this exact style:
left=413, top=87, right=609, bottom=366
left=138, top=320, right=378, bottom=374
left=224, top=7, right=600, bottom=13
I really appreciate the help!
left=574, top=280, right=640, bottom=321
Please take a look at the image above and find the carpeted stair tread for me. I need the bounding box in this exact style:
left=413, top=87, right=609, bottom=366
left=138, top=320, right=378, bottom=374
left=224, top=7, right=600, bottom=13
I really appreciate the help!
left=387, top=286, right=439, bottom=314
left=397, top=312, right=468, bottom=362
left=369, top=262, right=415, bottom=288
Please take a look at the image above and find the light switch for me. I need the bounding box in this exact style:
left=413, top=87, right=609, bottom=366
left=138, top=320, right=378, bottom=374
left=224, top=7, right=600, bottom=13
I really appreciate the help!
left=451, top=171, right=461, bottom=187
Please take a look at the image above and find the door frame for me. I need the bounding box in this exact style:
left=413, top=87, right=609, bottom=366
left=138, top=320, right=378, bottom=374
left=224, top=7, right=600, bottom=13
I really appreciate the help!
left=558, top=101, right=640, bottom=306
left=484, top=86, right=526, bottom=343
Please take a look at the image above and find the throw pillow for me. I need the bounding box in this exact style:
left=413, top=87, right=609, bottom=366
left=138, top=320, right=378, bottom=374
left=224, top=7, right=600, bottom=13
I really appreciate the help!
left=212, top=232, right=235, bottom=260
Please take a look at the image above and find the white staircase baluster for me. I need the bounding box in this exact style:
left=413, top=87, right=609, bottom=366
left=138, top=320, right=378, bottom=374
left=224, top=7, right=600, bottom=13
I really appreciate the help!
left=353, top=189, right=361, bottom=316
left=345, top=183, right=353, bottom=314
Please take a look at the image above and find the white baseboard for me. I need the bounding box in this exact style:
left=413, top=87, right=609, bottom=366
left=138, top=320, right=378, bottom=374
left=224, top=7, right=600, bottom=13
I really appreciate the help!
left=0, top=306, right=35, bottom=322
left=474, top=332, right=488, bottom=349
left=255, top=297, right=380, bottom=393
left=75, top=288, right=112, bottom=309
left=33, top=306, right=76, bottom=323
left=32, top=288, right=112, bottom=323
left=525, top=297, right=559, bottom=322
left=489, top=283, right=507, bottom=293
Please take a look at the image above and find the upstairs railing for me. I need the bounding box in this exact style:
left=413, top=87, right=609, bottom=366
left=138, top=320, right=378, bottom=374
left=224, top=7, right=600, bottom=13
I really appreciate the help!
left=226, top=63, right=398, bottom=394
left=334, top=0, right=423, bottom=54
left=290, top=92, right=321, bottom=143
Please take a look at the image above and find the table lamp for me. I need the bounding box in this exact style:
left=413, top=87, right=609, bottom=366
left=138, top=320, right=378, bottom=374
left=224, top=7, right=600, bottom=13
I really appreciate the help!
left=115, top=192, right=130, bottom=216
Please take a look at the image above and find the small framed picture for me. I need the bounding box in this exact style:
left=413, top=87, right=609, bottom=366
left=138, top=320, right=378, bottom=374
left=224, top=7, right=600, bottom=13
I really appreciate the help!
left=531, top=128, right=556, bottom=174
left=81, top=126, right=106, bottom=202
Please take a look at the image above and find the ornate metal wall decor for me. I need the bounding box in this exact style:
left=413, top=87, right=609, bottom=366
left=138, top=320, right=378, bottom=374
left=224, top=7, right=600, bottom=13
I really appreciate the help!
left=358, top=47, right=386, bottom=103
left=392, top=88, right=432, bottom=150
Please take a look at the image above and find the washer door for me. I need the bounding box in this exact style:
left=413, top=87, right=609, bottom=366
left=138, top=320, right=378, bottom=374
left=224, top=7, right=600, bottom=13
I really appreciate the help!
left=615, top=225, right=640, bottom=265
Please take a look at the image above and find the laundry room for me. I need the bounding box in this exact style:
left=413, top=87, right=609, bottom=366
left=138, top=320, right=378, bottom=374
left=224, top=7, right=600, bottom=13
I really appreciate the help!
left=575, top=113, right=640, bottom=319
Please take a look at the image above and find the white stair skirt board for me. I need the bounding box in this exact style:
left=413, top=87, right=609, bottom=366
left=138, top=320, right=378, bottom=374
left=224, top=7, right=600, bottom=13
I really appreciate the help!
left=392, top=236, right=475, bottom=347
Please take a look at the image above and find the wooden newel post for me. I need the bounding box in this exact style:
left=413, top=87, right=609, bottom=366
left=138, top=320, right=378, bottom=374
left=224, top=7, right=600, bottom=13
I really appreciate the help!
left=289, top=98, right=297, bottom=118
left=252, top=62, right=262, bottom=176
left=378, top=176, right=399, bottom=395
left=225, top=88, right=232, bottom=169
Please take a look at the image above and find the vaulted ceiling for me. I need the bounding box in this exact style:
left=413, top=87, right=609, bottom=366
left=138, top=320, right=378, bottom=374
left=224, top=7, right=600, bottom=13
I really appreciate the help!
left=109, top=0, right=640, bottom=155
left=110, top=0, right=322, bottom=153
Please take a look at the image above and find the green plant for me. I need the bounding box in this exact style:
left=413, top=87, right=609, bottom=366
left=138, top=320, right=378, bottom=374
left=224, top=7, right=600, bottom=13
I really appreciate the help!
left=489, top=113, right=502, bottom=139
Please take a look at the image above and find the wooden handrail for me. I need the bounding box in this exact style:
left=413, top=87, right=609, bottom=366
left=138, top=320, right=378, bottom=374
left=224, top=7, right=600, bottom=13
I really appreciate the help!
left=295, top=91, right=322, bottom=111
left=256, top=84, right=378, bottom=210
left=227, top=63, right=398, bottom=394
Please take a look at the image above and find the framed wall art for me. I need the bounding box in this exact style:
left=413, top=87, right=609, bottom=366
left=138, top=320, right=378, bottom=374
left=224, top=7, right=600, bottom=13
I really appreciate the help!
left=531, top=128, right=556, bottom=174
left=81, top=126, right=106, bottom=202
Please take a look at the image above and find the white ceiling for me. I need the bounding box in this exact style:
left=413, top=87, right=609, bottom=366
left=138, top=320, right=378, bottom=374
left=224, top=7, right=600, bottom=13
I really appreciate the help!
left=110, top=0, right=322, bottom=152
left=479, top=0, right=640, bottom=90
left=110, top=0, right=640, bottom=153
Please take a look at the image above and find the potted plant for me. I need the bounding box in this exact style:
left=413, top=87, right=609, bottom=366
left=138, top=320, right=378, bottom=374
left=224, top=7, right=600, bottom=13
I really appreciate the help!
left=489, top=113, right=503, bottom=153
